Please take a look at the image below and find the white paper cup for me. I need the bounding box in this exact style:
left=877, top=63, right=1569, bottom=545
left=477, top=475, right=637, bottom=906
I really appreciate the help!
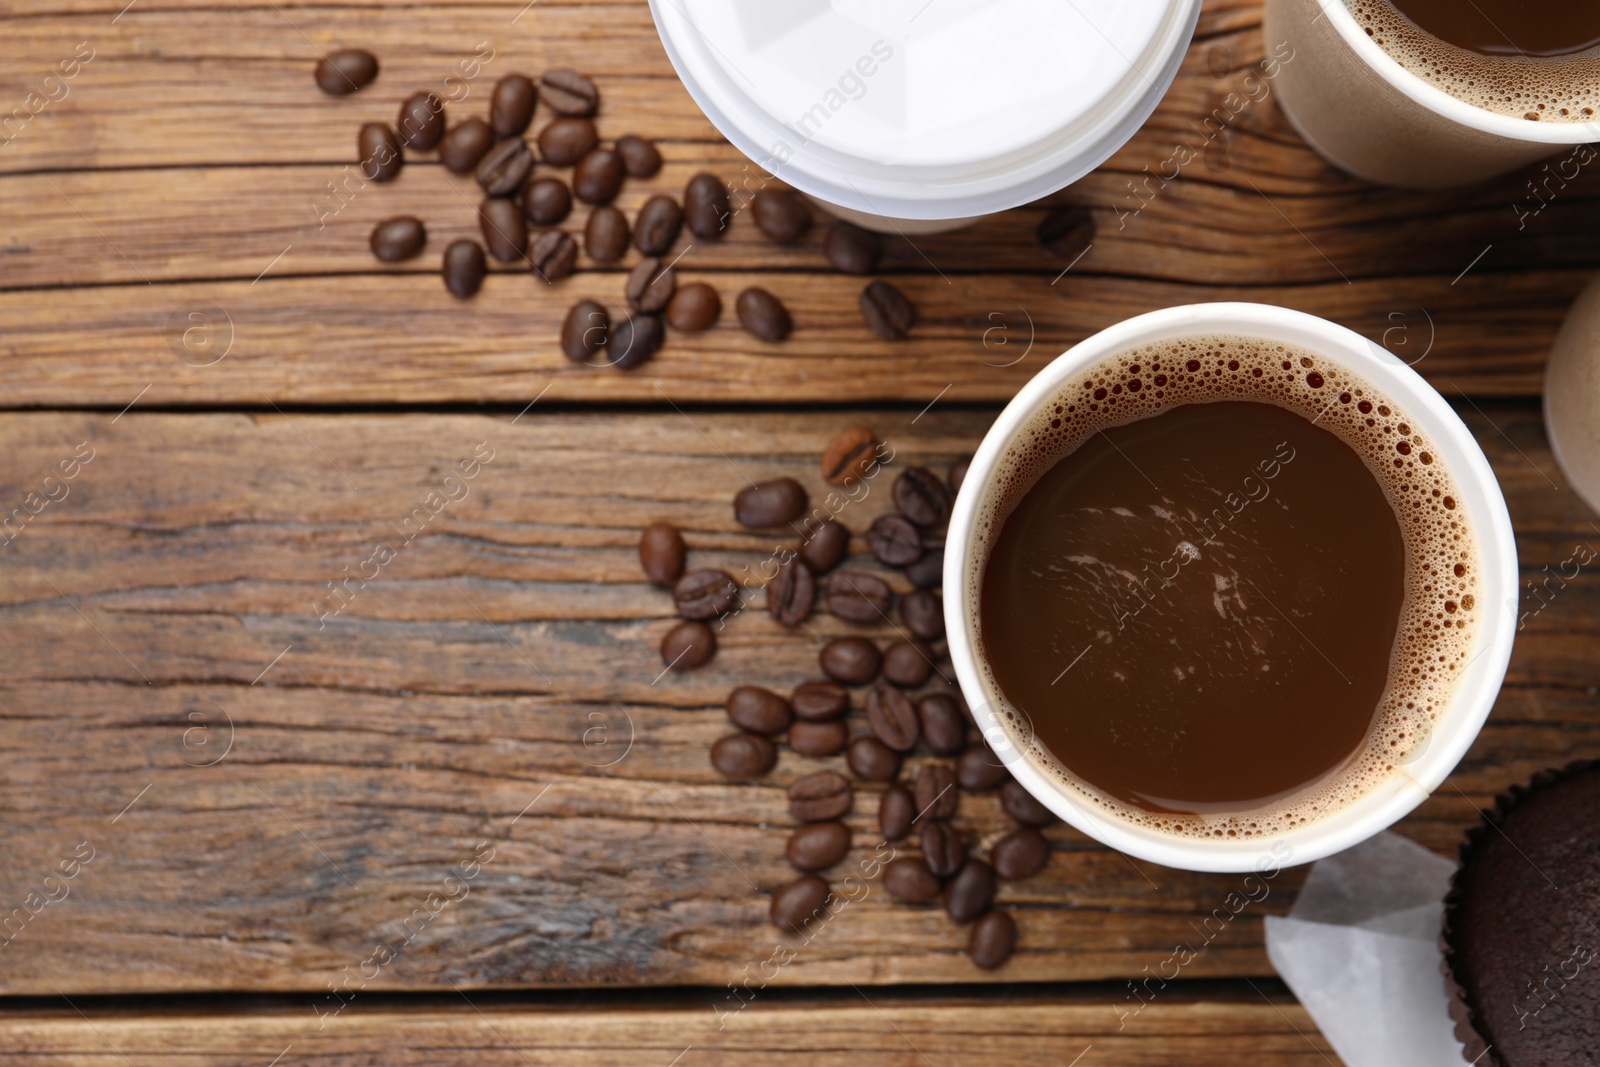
left=943, top=303, right=1518, bottom=873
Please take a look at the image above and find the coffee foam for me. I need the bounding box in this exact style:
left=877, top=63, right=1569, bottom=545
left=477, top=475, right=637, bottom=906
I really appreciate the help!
left=1346, top=0, right=1600, bottom=123
left=966, top=335, right=1481, bottom=840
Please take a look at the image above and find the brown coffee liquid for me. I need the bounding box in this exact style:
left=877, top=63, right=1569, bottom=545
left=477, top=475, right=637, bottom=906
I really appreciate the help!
left=1384, top=0, right=1600, bottom=58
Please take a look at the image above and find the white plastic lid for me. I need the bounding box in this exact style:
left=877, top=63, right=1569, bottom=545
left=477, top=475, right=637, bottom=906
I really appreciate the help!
left=651, top=0, right=1202, bottom=220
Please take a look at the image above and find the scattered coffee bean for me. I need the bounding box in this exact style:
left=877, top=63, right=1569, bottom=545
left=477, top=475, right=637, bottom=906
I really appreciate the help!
left=711, top=731, right=776, bottom=779
left=634, top=195, right=684, bottom=256
left=822, top=426, right=882, bottom=486
left=666, top=283, right=721, bottom=332
left=539, top=69, right=599, bottom=116
left=584, top=205, right=631, bottom=263
left=660, top=619, right=715, bottom=670
left=490, top=74, right=537, bottom=137
left=991, top=826, right=1049, bottom=880
left=883, top=640, right=933, bottom=688
left=826, top=570, right=893, bottom=623
left=789, top=719, right=848, bottom=757
left=439, top=118, right=494, bottom=173
left=968, top=908, right=1016, bottom=969
left=638, top=522, right=685, bottom=585
left=369, top=216, right=426, bottom=262
left=726, top=686, right=793, bottom=736
left=752, top=188, right=811, bottom=243
left=537, top=117, right=598, bottom=166
left=904, top=545, right=944, bottom=590
left=848, top=735, right=902, bottom=782
left=358, top=122, right=402, bottom=182
left=921, top=821, right=965, bottom=878
left=866, top=685, right=920, bottom=752
left=879, top=785, right=915, bottom=840
left=860, top=280, right=916, bottom=340
left=791, top=680, right=849, bottom=722
left=957, top=745, right=1009, bottom=792
left=1037, top=203, right=1095, bottom=259
left=883, top=857, right=941, bottom=903
left=734, top=478, right=807, bottom=529
left=943, top=859, right=995, bottom=924
left=894, top=467, right=951, bottom=528
left=476, top=137, right=533, bottom=196
left=684, top=173, right=731, bottom=238
left=819, top=637, right=880, bottom=686
left=561, top=299, right=608, bottom=363
left=787, top=821, right=850, bottom=873
left=624, top=257, right=675, bottom=313
left=673, top=568, right=740, bottom=620
left=480, top=197, right=528, bottom=262
left=736, top=288, right=792, bottom=342
left=918, top=694, right=966, bottom=756
left=788, top=771, right=852, bottom=821
left=933, top=654, right=957, bottom=687
left=315, top=49, right=378, bottom=95
left=1000, top=780, right=1058, bottom=827
left=770, top=875, right=829, bottom=934
left=900, top=590, right=944, bottom=641
left=573, top=147, right=623, bottom=204
left=868, top=514, right=922, bottom=567
left=610, top=313, right=663, bottom=370
left=915, top=762, right=958, bottom=822
left=799, top=520, right=849, bottom=574
left=530, top=230, right=578, bottom=281
left=767, top=557, right=815, bottom=628
left=441, top=239, right=486, bottom=298
left=522, top=177, right=572, bottom=226
left=617, top=134, right=662, bottom=178
left=825, top=221, right=884, bottom=274
left=397, top=91, right=445, bottom=150
left=948, top=455, right=971, bottom=496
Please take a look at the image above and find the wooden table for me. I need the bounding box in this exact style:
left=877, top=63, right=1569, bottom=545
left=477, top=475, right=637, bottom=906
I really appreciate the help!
left=2, top=1, right=1596, bottom=1062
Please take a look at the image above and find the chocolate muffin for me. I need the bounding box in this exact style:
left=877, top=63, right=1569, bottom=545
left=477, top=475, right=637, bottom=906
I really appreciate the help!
left=1441, top=760, right=1600, bottom=1066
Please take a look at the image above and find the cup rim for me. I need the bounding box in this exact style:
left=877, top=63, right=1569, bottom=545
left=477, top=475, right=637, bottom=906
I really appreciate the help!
left=942, top=302, right=1519, bottom=873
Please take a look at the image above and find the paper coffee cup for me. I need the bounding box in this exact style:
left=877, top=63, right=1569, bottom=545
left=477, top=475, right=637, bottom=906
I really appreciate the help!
left=943, top=303, right=1518, bottom=873
left=648, top=0, right=1202, bottom=230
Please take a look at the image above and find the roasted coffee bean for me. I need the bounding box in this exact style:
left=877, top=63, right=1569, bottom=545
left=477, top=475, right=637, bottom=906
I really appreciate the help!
left=666, top=283, right=721, bottom=332
left=879, top=785, right=914, bottom=841
left=539, top=68, right=599, bottom=116
left=918, top=694, right=966, bottom=756
left=573, top=147, right=623, bottom=204
left=711, top=731, right=776, bottom=779
left=684, top=173, right=731, bottom=238
left=476, top=137, right=533, bottom=196
left=860, top=280, right=916, bottom=340
left=824, top=221, right=884, bottom=274
left=767, top=557, right=814, bottom=628
left=915, top=763, right=958, bottom=821
left=537, top=117, right=597, bottom=166
left=883, top=640, right=933, bottom=688
left=789, top=719, right=848, bottom=757
left=752, top=188, right=811, bottom=243
left=584, top=205, right=630, bottom=263
left=799, top=520, right=849, bottom=574
left=791, top=680, right=849, bottom=722
left=734, top=478, right=807, bottom=529
left=560, top=299, right=608, bottom=363
left=530, top=230, right=578, bottom=281
left=944, top=858, right=996, bottom=924
left=522, top=177, right=572, bottom=226
left=904, top=545, right=944, bottom=590
left=369, top=216, right=426, bottom=262
left=1037, top=203, right=1095, bottom=259
left=479, top=197, right=528, bottom=262
left=660, top=620, right=715, bottom=670
left=770, top=875, right=829, bottom=934
left=882, top=857, right=941, bottom=903
left=957, top=745, right=1009, bottom=792
left=921, top=821, right=965, bottom=879
left=634, top=194, right=684, bottom=256
left=991, top=826, right=1049, bottom=880
left=490, top=74, right=537, bottom=137
left=397, top=91, right=445, bottom=150
left=894, top=467, right=951, bottom=528
left=736, top=288, right=792, bottom=342
left=968, top=908, right=1016, bottom=969
left=900, top=590, right=944, bottom=641
left=725, top=686, right=792, bottom=736
left=826, top=570, right=893, bottom=623
left=819, top=637, right=880, bottom=686
left=787, top=821, right=850, bottom=872
left=618, top=315, right=676, bottom=370
left=848, top=736, right=902, bottom=783
left=821, top=426, right=881, bottom=485
left=867, top=514, right=922, bottom=567
left=866, top=685, right=919, bottom=752
left=358, top=122, right=403, bottom=182
left=788, top=771, right=852, bottom=821
left=947, top=455, right=971, bottom=496
left=933, top=655, right=956, bottom=686
left=1000, top=780, right=1058, bottom=827
left=625, top=257, right=676, bottom=313
left=439, top=118, right=494, bottom=173
left=637, top=522, right=685, bottom=585
left=616, top=133, right=662, bottom=178
left=441, top=239, right=486, bottom=298
left=315, top=49, right=378, bottom=95
left=673, top=568, right=740, bottom=620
